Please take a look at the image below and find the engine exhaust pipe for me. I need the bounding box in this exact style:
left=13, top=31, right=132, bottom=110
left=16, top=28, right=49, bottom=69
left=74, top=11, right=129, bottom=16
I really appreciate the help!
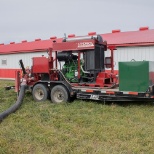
left=19, top=59, right=26, bottom=75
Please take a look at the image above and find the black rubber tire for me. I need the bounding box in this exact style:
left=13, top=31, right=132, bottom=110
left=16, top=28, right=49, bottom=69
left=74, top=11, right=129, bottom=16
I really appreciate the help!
left=32, top=84, right=48, bottom=102
left=51, top=85, right=69, bottom=103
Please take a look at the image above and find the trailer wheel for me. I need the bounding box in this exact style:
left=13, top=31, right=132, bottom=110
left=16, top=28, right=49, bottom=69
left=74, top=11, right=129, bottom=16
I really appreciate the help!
left=51, top=85, right=69, bottom=103
left=32, top=84, right=48, bottom=102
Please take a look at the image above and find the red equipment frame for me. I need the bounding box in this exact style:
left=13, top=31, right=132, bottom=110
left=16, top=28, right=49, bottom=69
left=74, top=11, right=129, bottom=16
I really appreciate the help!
left=49, top=37, right=117, bottom=87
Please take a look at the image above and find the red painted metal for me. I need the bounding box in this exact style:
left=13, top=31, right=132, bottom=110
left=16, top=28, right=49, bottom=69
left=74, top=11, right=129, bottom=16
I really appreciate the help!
left=15, top=70, right=20, bottom=93
left=106, top=91, right=115, bottom=94
left=95, top=70, right=117, bottom=87
left=53, top=40, right=95, bottom=51
left=88, top=32, right=96, bottom=35
left=35, top=38, right=41, bottom=41
left=22, top=40, right=27, bottom=43
left=86, top=89, right=94, bottom=92
left=108, top=46, right=116, bottom=73
left=50, top=36, right=57, bottom=39
left=128, top=92, right=138, bottom=95
left=32, top=56, right=53, bottom=73
left=105, top=70, right=118, bottom=74
left=112, top=29, right=121, bottom=33
left=78, top=52, right=80, bottom=79
left=0, top=68, right=21, bottom=79
left=68, top=34, right=75, bottom=37
left=55, top=51, right=57, bottom=68
left=139, top=26, right=149, bottom=31
left=96, top=72, right=110, bottom=86
left=10, top=42, right=15, bottom=44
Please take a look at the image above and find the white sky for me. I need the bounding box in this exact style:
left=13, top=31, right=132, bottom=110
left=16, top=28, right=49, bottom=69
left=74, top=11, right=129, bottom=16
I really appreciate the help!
left=0, top=0, right=154, bottom=44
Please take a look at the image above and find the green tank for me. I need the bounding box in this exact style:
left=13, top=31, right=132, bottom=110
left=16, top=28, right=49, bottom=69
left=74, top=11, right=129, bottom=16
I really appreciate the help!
left=119, top=61, right=154, bottom=92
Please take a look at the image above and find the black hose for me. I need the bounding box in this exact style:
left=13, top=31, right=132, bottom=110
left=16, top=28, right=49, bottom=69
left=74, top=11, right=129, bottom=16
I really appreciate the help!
left=0, top=84, right=27, bottom=122
left=19, top=59, right=26, bottom=75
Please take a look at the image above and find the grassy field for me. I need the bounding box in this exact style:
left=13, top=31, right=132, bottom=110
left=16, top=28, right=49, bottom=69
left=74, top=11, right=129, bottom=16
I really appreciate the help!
left=0, top=80, right=154, bottom=154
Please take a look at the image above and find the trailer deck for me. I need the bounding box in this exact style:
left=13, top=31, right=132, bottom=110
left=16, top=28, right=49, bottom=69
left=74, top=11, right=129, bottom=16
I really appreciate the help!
left=72, top=86, right=153, bottom=102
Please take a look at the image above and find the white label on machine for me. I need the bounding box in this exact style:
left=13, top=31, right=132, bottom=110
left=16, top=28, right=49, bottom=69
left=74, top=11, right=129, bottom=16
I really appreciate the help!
left=75, top=70, right=78, bottom=76
left=78, top=42, right=94, bottom=48
left=90, top=94, right=99, bottom=100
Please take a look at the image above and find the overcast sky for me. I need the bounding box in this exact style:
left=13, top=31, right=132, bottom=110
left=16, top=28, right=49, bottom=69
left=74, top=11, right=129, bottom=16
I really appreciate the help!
left=0, top=0, right=154, bottom=44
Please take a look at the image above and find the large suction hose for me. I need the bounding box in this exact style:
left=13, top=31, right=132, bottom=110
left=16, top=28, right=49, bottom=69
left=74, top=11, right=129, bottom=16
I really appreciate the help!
left=0, top=84, right=27, bottom=122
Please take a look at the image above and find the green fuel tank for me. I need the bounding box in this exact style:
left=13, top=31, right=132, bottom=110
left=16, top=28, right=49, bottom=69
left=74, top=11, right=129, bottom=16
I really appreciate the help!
left=119, top=61, right=154, bottom=92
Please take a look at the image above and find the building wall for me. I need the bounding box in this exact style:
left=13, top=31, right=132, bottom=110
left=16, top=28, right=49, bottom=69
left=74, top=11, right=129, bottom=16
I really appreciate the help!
left=0, top=51, right=48, bottom=79
left=0, top=51, right=48, bottom=69
left=105, top=45, right=154, bottom=70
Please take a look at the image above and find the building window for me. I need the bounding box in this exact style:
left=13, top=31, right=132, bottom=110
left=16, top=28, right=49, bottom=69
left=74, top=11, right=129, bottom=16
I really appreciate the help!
left=2, top=59, right=7, bottom=65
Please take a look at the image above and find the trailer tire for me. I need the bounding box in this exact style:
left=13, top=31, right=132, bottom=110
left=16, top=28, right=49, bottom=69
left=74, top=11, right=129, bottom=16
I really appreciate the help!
left=51, top=85, right=69, bottom=103
left=32, top=84, right=48, bottom=102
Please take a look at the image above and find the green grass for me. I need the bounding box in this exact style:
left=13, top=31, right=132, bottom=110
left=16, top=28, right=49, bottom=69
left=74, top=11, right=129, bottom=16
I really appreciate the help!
left=0, top=80, right=154, bottom=154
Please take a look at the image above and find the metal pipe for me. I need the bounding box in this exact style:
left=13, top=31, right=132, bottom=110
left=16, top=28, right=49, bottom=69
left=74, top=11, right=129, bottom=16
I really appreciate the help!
left=111, top=48, right=114, bottom=73
left=78, top=52, right=80, bottom=79
left=64, top=35, right=98, bottom=42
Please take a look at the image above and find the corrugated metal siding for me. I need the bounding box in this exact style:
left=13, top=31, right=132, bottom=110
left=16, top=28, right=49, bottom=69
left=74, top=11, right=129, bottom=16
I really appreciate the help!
left=105, top=46, right=154, bottom=70
left=0, top=51, right=48, bottom=69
